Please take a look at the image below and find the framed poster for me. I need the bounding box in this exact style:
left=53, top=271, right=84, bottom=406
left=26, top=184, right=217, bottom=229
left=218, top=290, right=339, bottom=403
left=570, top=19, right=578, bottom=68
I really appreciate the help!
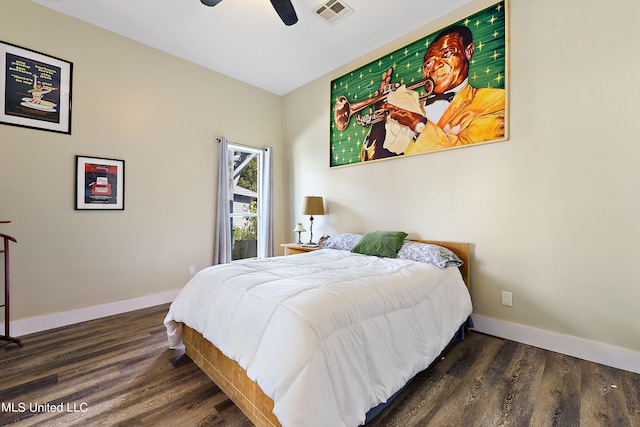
left=75, top=156, right=125, bottom=210
left=1, top=40, right=73, bottom=134
left=330, top=1, right=508, bottom=167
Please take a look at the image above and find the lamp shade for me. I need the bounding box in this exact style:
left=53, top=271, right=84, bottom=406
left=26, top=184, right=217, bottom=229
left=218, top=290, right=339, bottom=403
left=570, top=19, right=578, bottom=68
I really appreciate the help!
left=300, top=196, right=325, bottom=216
left=293, top=223, right=306, bottom=232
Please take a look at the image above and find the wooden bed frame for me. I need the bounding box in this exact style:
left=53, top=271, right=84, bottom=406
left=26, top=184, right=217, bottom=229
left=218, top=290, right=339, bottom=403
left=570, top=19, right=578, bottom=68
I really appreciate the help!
left=183, top=239, right=470, bottom=427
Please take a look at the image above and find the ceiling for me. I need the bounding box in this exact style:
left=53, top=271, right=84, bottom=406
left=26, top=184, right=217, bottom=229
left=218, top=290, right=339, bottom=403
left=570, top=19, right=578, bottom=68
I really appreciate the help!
left=30, top=0, right=470, bottom=96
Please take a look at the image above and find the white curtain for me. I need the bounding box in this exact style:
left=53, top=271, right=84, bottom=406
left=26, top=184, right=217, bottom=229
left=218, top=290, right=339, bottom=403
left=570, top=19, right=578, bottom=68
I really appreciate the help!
left=214, top=137, right=232, bottom=264
left=259, top=147, right=274, bottom=257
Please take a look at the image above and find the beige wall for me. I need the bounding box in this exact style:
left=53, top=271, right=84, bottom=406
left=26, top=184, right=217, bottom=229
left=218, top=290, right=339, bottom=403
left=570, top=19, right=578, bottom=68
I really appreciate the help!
left=0, top=1, right=287, bottom=319
left=2, top=0, right=639, bottom=358
left=284, top=0, right=640, bottom=353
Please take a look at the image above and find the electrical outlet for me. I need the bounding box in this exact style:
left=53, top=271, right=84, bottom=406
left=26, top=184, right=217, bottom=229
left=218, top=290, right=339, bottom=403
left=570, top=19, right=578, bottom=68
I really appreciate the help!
left=188, top=265, right=196, bottom=276
left=501, top=291, right=513, bottom=307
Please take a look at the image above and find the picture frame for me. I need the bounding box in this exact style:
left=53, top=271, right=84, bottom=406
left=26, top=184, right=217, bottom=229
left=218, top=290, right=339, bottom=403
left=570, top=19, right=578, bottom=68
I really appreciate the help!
left=75, top=156, right=125, bottom=210
left=330, top=1, right=508, bottom=167
left=1, top=40, right=73, bottom=134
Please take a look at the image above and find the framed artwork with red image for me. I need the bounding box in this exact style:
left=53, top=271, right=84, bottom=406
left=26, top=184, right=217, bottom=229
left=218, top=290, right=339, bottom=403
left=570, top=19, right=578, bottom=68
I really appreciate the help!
left=75, top=156, right=124, bottom=210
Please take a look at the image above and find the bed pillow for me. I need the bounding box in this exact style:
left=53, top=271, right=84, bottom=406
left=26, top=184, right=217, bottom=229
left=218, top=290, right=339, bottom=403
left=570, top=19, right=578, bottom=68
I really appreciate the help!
left=397, top=241, right=463, bottom=268
left=351, top=231, right=408, bottom=258
left=320, top=233, right=362, bottom=251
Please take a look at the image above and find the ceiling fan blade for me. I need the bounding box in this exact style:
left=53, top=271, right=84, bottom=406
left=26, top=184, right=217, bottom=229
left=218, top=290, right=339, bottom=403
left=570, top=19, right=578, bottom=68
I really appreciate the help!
left=269, top=0, right=298, bottom=26
left=201, top=0, right=223, bottom=6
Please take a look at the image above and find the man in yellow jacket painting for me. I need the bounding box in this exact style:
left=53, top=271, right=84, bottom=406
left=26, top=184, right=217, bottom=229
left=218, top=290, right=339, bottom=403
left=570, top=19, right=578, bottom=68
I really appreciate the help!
left=361, top=25, right=505, bottom=160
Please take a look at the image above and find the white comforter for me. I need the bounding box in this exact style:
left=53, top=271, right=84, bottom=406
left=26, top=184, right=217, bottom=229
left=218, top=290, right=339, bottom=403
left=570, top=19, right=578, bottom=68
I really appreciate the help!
left=164, top=249, right=472, bottom=427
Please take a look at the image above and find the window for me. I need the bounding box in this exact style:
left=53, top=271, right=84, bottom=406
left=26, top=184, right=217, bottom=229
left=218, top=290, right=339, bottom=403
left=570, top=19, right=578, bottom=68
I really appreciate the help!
left=229, top=144, right=264, bottom=260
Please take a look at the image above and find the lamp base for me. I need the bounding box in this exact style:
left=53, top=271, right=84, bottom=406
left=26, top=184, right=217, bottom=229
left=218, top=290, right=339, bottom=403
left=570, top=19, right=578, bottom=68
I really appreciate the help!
left=302, top=243, right=319, bottom=248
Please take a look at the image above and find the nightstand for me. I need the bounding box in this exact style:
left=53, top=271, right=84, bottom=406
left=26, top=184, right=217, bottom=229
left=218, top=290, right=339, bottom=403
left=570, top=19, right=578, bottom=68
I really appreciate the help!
left=280, top=243, right=321, bottom=256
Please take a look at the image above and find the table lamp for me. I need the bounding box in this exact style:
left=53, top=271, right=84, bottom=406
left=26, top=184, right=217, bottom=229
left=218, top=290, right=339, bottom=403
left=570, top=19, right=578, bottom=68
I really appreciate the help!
left=300, top=196, right=324, bottom=246
left=293, top=223, right=306, bottom=244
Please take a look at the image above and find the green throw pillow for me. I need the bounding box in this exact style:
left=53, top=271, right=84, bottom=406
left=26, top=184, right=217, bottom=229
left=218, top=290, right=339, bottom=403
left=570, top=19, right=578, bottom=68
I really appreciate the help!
left=351, top=231, right=408, bottom=258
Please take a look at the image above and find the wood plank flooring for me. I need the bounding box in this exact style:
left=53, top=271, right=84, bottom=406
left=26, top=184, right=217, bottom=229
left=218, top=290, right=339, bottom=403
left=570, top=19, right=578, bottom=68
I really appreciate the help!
left=1, top=303, right=638, bottom=426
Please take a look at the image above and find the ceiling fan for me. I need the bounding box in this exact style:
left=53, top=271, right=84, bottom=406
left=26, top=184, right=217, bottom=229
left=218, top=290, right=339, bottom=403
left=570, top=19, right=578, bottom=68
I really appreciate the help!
left=200, top=0, right=298, bottom=26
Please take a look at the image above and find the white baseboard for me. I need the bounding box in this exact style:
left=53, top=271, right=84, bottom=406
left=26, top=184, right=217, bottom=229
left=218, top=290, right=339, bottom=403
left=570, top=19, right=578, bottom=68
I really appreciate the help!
left=472, top=314, right=640, bottom=375
left=1, top=289, right=181, bottom=338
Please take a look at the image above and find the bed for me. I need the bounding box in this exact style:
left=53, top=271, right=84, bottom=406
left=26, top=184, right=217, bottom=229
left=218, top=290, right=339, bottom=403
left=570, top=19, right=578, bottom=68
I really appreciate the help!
left=164, top=234, right=472, bottom=427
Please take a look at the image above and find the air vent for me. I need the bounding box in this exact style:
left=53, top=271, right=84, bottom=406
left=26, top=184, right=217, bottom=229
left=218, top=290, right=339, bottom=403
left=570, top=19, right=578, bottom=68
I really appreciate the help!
left=314, top=0, right=353, bottom=25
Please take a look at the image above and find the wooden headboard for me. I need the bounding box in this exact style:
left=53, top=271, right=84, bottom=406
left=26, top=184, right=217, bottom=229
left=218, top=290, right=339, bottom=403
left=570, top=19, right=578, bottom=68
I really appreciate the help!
left=409, top=239, right=470, bottom=292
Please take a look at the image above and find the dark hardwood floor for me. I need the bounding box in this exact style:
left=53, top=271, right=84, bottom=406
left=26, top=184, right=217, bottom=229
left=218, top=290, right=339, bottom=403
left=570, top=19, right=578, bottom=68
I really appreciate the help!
left=1, top=303, right=638, bottom=426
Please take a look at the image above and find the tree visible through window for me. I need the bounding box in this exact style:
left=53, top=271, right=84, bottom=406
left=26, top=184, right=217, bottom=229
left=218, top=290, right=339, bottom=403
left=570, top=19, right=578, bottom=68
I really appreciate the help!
left=229, top=145, right=262, bottom=260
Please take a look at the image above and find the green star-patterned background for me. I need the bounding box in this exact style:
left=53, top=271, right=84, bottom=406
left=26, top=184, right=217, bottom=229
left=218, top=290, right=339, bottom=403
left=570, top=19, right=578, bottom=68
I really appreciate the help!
left=329, top=1, right=506, bottom=167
